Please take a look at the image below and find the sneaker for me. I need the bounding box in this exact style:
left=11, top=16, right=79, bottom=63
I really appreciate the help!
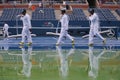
left=88, top=43, right=93, bottom=46
left=72, top=39, right=75, bottom=45
left=27, top=42, right=32, bottom=46
left=19, top=42, right=24, bottom=45
left=19, top=45, right=23, bottom=48
left=56, top=43, right=59, bottom=46
left=103, top=38, right=106, bottom=44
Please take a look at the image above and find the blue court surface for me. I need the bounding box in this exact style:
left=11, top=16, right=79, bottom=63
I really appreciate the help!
left=0, top=37, right=120, bottom=80
left=0, top=37, right=120, bottom=49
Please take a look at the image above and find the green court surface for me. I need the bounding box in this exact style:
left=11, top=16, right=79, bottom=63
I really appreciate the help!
left=0, top=46, right=120, bottom=80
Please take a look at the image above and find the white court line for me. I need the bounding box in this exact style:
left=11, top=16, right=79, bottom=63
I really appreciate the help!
left=8, top=53, right=36, bottom=56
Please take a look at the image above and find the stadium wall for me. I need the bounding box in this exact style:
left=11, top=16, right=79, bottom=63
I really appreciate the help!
left=0, top=4, right=120, bottom=10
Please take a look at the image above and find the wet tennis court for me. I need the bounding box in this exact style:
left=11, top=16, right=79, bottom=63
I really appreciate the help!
left=0, top=37, right=120, bottom=80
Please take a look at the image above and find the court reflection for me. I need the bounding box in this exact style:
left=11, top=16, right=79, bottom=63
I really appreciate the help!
left=8, top=46, right=34, bottom=78
left=88, top=46, right=105, bottom=79
left=19, top=46, right=33, bottom=78
left=0, top=44, right=119, bottom=80
left=56, top=46, right=75, bottom=78
left=0, top=39, right=9, bottom=51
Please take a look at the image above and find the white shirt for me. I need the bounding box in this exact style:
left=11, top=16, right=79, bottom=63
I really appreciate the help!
left=89, top=13, right=99, bottom=30
left=3, top=23, right=9, bottom=31
left=60, top=14, right=69, bottom=30
left=21, top=14, right=32, bottom=29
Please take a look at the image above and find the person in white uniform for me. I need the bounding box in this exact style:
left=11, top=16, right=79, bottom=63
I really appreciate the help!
left=88, top=9, right=106, bottom=46
left=3, top=23, right=9, bottom=38
left=19, top=9, right=32, bottom=45
left=56, top=9, right=74, bottom=46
